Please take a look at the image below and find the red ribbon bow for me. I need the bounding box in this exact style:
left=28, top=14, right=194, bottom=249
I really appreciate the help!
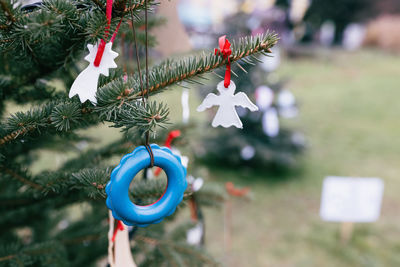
left=215, top=35, right=232, bottom=88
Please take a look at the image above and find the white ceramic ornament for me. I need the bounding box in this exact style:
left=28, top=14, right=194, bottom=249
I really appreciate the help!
left=255, top=85, right=274, bottom=111
left=186, top=222, right=204, bottom=246
left=181, top=88, right=190, bottom=124
left=277, top=89, right=298, bottom=118
left=108, top=212, right=137, bottom=267
left=197, top=80, right=258, bottom=128
left=240, top=145, right=255, bottom=160
left=260, top=46, right=281, bottom=73
left=262, top=108, right=279, bottom=137
left=69, top=42, right=118, bottom=104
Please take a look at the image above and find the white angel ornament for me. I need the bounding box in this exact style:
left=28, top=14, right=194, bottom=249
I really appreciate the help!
left=69, top=42, right=118, bottom=104
left=197, top=80, right=258, bottom=128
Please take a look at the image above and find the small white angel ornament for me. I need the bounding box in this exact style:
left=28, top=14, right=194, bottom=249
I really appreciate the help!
left=197, top=80, right=258, bottom=128
left=69, top=42, right=118, bottom=104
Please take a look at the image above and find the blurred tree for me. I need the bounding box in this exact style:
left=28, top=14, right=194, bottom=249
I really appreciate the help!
left=304, top=0, right=374, bottom=43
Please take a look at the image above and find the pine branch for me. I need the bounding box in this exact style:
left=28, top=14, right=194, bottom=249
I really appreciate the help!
left=1, top=166, right=44, bottom=190
left=98, top=32, right=278, bottom=103
left=91, top=0, right=105, bottom=10
left=0, top=33, right=278, bottom=147
left=0, top=241, right=67, bottom=266
left=136, top=235, right=218, bottom=266
left=60, top=138, right=133, bottom=171
left=0, top=0, right=16, bottom=29
left=0, top=100, right=94, bottom=148
left=0, top=0, right=152, bottom=78
left=124, top=0, right=156, bottom=14
left=0, top=125, right=36, bottom=146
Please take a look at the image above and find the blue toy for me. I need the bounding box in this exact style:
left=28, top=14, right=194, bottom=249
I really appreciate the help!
left=106, top=144, right=187, bottom=227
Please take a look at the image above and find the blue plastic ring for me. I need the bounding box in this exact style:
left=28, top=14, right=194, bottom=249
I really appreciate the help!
left=105, top=144, right=187, bottom=227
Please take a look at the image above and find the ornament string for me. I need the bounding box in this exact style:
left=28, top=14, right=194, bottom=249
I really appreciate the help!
left=154, top=130, right=181, bottom=176
left=129, top=0, right=145, bottom=104
left=94, top=0, right=124, bottom=67
left=142, top=1, right=154, bottom=167
left=214, top=35, right=232, bottom=88
left=143, top=0, right=154, bottom=167
left=129, top=0, right=154, bottom=167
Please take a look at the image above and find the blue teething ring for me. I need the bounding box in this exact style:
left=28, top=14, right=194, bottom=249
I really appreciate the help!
left=105, top=144, right=187, bottom=227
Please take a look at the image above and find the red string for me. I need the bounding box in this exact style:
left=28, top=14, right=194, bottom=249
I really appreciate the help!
left=215, top=35, right=232, bottom=88
left=94, top=0, right=114, bottom=67
left=110, top=18, right=123, bottom=43
left=154, top=130, right=181, bottom=176
left=111, top=220, right=124, bottom=242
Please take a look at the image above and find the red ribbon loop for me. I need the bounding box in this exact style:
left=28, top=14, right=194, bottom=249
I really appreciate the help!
left=154, top=130, right=181, bottom=176
left=94, top=0, right=114, bottom=67
left=215, top=35, right=232, bottom=88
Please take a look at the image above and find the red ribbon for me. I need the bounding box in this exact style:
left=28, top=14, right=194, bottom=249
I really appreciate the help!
left=111, top=220, right=124, bottom=242
left=154, top=130, right=181, bottom=176
left=215, top=35, right=232, bottom=88
left=94, top=0, right=123, bottom=67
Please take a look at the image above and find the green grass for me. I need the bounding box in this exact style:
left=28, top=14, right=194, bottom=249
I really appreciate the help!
left=203, top=49, right=400, bottom=267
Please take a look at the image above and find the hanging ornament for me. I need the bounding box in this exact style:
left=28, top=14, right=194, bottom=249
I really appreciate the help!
left=106, top=144, right=187, bottom=227
left=262, top=107, right=279, bottom=137
left=187, top=222, right=205, bottom=246
left=240, top=145, right=256, bottom=160
left=277, top=89, right=298, bottom=118
left=197, top=80, right=258, bottom=128
left=108, top=212, right=137, bottom=267
left=254, top=85, right=281, bottom=137
left=197, top=36, right=258, bottom=128
left=255, top=85, right=274, bottom=111
left=69, top=0, right=121, bottom=104
left=260, top=45, right=281, bottom=73
left=186, top=176, right=205, bottom=247
left=181, top=88, right=190, bottom=124
left=69, top=42, right=118, bottom=104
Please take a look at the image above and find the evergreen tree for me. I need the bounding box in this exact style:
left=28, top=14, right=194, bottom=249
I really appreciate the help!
left=0, top=0, right=277, bottom=265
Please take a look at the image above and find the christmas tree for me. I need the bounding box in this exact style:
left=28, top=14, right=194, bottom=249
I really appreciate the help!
left=0, top=0, right=277, bottom=265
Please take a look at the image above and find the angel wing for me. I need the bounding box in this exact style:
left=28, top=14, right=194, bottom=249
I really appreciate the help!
left=197, top=93, right=219, bottom=112
left=233, top=92, right=258, bottom=111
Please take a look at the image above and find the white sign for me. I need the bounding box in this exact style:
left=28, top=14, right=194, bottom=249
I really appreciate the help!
left=320, top=176, right=384, bottom=223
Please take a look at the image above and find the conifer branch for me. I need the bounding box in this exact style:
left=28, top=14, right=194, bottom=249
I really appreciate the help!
left=0, top=0, right=16, bottom=29
left=1, top=166, right=44, bottom=190
left=90, top=0, right=105, bottom=10
left=124, top=0, right=154, bottom=13
left=100, top=32, right=278, bottom=102
left=0, top=126, right=36, bottom=146
left=136, top=235, right=218, bottom=265
left=0, top=33, right=278, bottom=147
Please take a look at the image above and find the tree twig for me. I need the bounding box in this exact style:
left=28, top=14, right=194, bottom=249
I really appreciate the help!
left=1, top=166, right=44, bottom=190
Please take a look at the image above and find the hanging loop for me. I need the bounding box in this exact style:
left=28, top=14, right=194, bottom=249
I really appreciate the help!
left=214, top=35, right=232, bottom=88
left=144, top=143, right=154, bottom=168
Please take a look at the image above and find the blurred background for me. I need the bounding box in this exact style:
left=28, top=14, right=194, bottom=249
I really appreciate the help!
left=152, top=0, right=400, bottom=266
